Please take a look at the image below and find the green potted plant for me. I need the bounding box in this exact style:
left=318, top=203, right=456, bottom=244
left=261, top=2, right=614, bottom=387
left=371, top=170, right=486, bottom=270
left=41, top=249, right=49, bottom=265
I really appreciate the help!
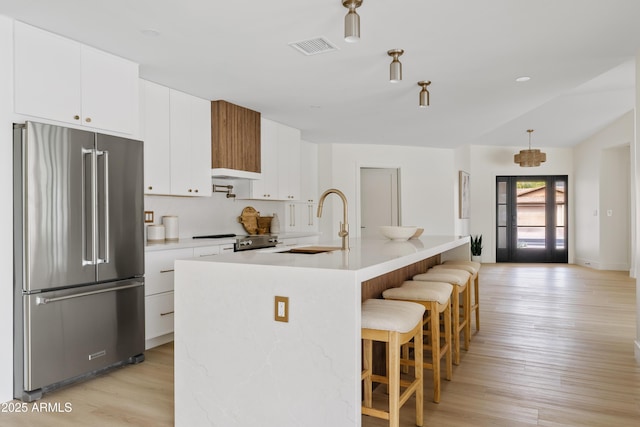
left=470, top=234, right=483, bottom=262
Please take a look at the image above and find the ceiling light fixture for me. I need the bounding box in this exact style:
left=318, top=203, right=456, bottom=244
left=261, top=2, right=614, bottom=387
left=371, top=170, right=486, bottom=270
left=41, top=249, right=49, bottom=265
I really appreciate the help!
left=418, top=81, right=431, bottom=108
left=343, top=0, right=363, bottom=43
left=387, top=49, right=404, bottom=83
left=514, top=129, right=546, bottom=167
left=515, top=76, right=531, bottom=82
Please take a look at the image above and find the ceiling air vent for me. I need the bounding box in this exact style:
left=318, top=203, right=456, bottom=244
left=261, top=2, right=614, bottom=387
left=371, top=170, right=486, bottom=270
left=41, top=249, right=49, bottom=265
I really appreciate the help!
left=288, top=37, right=338, bottom=56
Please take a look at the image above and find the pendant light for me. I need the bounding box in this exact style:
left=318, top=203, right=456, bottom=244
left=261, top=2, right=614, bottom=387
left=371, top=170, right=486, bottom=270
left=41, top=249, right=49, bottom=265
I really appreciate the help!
left=418, top=81, right=431, bottom=108
left=343, top=0, right=363, bottom=42
left=387, top=49, right=404, bottom=83
left=514, top=129, right=547, bottom=167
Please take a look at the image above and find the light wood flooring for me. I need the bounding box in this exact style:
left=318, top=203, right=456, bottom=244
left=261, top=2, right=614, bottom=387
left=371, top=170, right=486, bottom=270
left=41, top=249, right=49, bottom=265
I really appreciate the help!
left=1, top=263, right=638, bottom=426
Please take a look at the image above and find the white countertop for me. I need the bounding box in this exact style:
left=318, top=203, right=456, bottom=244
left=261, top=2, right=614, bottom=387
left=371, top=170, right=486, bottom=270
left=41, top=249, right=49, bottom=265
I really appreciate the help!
left=191, top=235, right=469, bottom=282
left=144, top=231, right=321, bottom=252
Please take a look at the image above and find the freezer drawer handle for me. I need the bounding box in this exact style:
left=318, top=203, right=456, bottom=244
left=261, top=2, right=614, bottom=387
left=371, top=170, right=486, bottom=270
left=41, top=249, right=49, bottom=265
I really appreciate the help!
left=36, top=282, right=143, bottom=305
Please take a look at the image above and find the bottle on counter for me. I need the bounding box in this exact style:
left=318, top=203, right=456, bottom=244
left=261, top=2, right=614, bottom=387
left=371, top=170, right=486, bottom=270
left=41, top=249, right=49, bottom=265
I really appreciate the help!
left=270, top=213, right=280, bottom=234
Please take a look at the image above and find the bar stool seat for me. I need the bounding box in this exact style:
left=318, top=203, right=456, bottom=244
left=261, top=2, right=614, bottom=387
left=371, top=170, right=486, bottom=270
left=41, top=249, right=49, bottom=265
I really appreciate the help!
left=383, top=281, right=453, bottom=403
left=361, top=299, right=425, bottom=427
left=441, top=260, right=481, bottom=331
left=413, top=269, right=471, bottom=365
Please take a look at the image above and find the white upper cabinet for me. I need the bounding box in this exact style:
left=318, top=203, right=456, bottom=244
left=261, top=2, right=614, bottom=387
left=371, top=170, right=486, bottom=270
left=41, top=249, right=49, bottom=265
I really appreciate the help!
left=277, top=124, right=301, bottom=200
left=170, top=90, right=211, bottom=197
left=141, top=79, right=211, bottom=197
left=13, top=21, right=139, bottom=135
left=140, top=80, right=171, bottom=195
left=236, top=118, right=301, bottom=201
left=250, top=118, right=279, bottom=199
left=299, top=140, right=318, bottom=203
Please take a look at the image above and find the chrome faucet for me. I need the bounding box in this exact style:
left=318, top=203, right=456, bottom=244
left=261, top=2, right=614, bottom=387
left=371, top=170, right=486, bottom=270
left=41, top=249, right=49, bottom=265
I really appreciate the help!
left=317, top=188, right=349, bottom=251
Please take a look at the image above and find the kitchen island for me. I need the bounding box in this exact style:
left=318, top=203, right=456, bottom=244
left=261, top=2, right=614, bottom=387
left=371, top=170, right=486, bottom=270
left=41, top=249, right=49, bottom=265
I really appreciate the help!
left=174, top=235, right=469, bottom=427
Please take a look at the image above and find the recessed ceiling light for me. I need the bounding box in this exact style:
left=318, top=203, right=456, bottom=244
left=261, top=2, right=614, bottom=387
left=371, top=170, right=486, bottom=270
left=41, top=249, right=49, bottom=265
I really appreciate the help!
left=141, top=29, right=160, bottom=37
left=515, top=76, right=531, bottom=82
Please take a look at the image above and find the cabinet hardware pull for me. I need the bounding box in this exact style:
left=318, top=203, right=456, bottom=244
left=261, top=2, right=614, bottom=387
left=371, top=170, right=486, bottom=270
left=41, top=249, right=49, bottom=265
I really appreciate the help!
left=85, top=117, right=92, bottom=123
left=74, top=115, right=80, bottom=120
left=160, top=269, right=174, bottom=273
left=160, top=311, right=175, bottom=316
left=148, top=186, right=153, bottom=190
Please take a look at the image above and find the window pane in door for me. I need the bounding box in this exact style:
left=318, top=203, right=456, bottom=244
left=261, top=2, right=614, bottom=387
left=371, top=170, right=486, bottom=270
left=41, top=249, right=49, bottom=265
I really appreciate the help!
left=516, top=180, right=546, bottom=249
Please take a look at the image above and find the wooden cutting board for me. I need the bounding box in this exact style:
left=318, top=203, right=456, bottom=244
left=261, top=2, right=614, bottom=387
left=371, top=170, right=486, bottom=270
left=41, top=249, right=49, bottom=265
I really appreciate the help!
left=237, top=206, right=259, bottom=235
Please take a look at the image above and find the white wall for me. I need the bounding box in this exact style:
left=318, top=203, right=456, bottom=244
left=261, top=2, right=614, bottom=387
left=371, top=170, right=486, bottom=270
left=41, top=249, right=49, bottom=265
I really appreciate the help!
left=0, top=15, right=14, bottom=403
left=572, top=111, right=633, bottom=269
left=467, top=145, right=575, bottom=263
left=144, top=187, right=290, bottom=239
left=317, top=143, right=455, bottom=242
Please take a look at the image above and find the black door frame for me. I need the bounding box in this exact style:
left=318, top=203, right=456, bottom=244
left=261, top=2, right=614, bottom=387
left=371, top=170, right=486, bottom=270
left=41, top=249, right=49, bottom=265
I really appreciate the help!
left=496, top=175, right=568, bottom=263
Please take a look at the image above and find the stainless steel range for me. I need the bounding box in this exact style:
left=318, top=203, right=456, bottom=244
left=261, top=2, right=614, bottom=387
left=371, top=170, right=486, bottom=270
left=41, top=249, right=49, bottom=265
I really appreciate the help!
left=192, top=234, right=278, bottom=251
left=234, top=235, right=278, bottom=251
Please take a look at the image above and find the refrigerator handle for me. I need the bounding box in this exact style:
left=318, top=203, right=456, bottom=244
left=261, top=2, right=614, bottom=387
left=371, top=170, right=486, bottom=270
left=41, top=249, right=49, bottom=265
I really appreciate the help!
left=97, top=150, right=110, bottom=265
left=82, top=148, right=97, bottom=266
left=35, top=281, right=144, bottom=305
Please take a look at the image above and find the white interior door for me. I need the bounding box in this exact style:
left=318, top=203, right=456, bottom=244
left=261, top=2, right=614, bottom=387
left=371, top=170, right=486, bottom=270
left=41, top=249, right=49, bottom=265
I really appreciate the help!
left=360, top=168, right=399, bottom=238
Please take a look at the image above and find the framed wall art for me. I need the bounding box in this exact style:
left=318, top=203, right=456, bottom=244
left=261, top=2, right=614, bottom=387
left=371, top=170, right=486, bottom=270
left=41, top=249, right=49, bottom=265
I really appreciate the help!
left=459, top=170, right=470, bottom=219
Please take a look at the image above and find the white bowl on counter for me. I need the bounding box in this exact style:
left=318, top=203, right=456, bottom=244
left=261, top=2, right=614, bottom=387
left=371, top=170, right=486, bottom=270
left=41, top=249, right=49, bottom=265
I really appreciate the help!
left=379, top=226, right=418, bottom=241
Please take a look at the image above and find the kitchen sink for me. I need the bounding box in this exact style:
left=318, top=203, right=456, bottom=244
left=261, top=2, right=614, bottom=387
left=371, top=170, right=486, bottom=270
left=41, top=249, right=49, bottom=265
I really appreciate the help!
left=278, top=246, right=342, bottom=254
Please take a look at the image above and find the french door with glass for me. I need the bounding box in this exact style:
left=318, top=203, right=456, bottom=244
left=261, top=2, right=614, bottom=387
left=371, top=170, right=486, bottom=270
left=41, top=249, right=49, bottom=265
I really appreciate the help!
left=496, top=176, right=568, bottom=263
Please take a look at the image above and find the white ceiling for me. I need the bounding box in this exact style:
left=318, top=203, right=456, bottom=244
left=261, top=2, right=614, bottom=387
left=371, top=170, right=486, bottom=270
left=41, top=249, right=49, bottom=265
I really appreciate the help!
left=1, top=0, right=639, bottom=149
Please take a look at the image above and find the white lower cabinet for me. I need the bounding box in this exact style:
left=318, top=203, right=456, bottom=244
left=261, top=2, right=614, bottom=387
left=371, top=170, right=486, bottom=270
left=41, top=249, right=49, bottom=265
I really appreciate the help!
left=145, top=292, right=175, bottom=342
left=144, top=244, right=235, bottom=349
left=144, top=248, right=192, bottom=349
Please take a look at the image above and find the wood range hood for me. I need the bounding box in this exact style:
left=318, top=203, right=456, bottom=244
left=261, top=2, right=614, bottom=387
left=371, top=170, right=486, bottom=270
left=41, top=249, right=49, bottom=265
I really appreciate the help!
left=211, top=100, right=262, bottom=180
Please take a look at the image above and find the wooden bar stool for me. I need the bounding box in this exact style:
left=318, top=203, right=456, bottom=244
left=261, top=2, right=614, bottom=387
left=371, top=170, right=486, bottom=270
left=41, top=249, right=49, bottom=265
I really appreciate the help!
left=382, top=280, right=453, bottom=403
left=361, top=299, right=425, bottom=427
left=439, top=260, right=481, bottom=331
left=413, top=269, right=471, bottom=365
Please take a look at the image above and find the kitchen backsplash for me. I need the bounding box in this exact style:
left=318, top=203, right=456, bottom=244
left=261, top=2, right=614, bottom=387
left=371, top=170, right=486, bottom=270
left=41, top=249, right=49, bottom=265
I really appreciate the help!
left=144, top=190, right=286, bottom=238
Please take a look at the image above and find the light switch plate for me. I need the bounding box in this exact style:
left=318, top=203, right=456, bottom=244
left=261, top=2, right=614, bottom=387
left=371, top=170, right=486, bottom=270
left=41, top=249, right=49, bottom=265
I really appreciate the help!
left=274, top=296, right=289, bottom=322
left=144, top=211, right=154, bottom=223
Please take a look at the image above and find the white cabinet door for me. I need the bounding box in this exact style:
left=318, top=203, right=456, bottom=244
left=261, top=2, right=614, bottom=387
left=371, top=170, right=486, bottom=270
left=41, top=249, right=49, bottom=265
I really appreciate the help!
left=145, top=248, right=194, bottom=296
left=80, top=45, right=139, bottom=134
left=14, top=21, right=81, bottom=125
left=248, top=118, right=278, bottom=199
left=277, top=124, right=301, bottom=201
left=189, top=96, right=212, bottom=197
left=145, top=292, right=175, bottom=340
left=140, top=80, right=171, bottom=195
left=300, top=140, right=318, bottom=203
left=285, top=202, right=317, bottom=232
left=14, top=22, right=139, bottom=135
left=170, top=90, right=211, bottom=197
left=170, top=90, right=192, bottom=196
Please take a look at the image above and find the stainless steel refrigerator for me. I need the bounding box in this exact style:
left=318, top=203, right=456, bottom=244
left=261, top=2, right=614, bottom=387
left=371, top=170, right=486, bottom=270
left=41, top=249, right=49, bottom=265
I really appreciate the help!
left=13, top=121, right=145, bottom=401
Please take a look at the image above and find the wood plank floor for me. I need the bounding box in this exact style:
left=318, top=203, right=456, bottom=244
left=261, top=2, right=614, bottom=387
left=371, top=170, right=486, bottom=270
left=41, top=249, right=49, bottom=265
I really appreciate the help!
left=1, top=264, right=638, bottom=426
